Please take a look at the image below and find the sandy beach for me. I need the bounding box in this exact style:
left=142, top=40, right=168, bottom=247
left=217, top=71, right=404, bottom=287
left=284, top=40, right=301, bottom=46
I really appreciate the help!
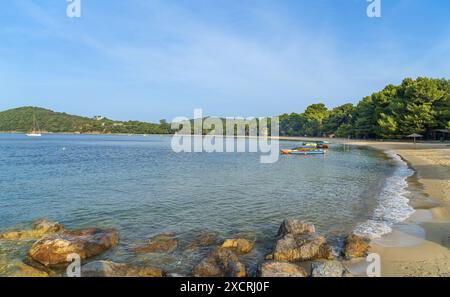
left=342, top=141, right=450, bottom=276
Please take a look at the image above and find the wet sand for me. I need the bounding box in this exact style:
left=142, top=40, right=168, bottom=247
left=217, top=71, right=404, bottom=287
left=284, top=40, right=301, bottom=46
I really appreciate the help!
left=344, top=141, right=450, bottom=276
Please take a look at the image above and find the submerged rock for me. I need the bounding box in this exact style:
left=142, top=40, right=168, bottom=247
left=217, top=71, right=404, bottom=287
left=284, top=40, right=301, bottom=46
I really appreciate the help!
left=192, top=247, right=246, bottom=277
left=134, top=233, right=178, bottom=254
left=0, top=219, right=64, bottom=240
left=29, top=228, right=119, bottom=266
left=311, top=261, right=352, bottom=277
left=222, top=238, right=255, bottom=254
left=267, top=234, right=333, bottom=262
left=8, top=262, right=49, bottom=277
left=186, top=232, right=219, bottom=250
left=277, top=219, right=316, bottom=237
left=0, top=231, right=27, bottom=240
left=80, top=261, right=164, bottom=277
left=258, top=261, right=308, bottom=277
left=32, top=219, right=64, bottom=234
left=344, top=234, right=370, bottom=259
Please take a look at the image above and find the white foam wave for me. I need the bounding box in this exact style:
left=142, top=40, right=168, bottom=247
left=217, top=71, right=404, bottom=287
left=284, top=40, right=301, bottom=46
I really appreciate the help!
left=354, top=151, right=415, bottom=239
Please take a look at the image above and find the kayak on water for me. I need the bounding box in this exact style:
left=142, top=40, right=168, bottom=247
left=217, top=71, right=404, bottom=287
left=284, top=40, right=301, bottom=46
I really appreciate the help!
left=292, top=146, right=317, bottom=151
left=302, top=142, right=318, bottom=147
left=281, top=141, right=330, bottom=155
left=316, top=141, right=330, bottom=149
left=280, top=149, right=326, bottom=155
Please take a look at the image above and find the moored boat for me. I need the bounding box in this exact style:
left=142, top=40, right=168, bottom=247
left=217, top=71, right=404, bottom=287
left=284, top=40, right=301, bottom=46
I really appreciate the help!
left=281, top=149, right=325, bottom=155
left=292, top=146, right=317, bottom=151
left=302, top=142, right=318, bottom=147
left=26, top=115, right=42, bottom=137
left=316, top=141, right=330, bottom=149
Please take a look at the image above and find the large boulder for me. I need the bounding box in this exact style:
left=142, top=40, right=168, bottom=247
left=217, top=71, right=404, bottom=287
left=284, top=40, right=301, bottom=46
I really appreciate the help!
left=266, top=233, right=333, bottom=262
left=277, top=219, right=316, bottom=237
left=0, top=219, right=64, bottom=240
left=133, top=233, right=178, bottom=254
left=311, top=261, right=352, bottom=277
left=343, top=234, right=370, bottom=259
left=258, top=261, right=308, bottom=277
left=222, top=238, right=255, bottom=254
left=192, top=247, right=246, bottom=277
left=80, top=261, right=164, bottom=277
left=29, top=228, right=119, bottom=266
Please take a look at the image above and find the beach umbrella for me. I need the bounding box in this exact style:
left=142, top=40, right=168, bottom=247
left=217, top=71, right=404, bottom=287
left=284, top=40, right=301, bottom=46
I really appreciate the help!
left=406, top=133, right=423, bottom=145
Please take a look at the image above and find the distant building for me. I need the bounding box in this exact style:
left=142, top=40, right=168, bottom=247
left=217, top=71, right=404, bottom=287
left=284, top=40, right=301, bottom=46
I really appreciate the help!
left=93, top=116, right=104, bottom=121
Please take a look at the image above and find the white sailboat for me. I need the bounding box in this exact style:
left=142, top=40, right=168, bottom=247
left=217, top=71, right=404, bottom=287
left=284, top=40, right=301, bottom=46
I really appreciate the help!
left=26, top=115, right=42, bottom=137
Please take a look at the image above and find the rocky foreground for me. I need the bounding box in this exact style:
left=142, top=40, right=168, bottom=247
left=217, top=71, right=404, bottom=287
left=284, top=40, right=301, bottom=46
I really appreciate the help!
left=0, top=218, right=370, bottom=277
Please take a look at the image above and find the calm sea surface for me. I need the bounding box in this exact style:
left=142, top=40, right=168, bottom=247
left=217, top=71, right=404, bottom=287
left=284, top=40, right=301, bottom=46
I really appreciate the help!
left=0, top=134, right=400, bottom=275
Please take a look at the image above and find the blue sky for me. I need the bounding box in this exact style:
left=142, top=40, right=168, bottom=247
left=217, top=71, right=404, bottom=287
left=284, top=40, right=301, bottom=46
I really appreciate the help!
left=0, top=0, right=449, bottom=122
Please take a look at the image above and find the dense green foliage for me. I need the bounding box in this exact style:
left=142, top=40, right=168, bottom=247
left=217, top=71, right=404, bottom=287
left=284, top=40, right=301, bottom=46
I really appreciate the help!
left=280, top=77, right=450, bottom=139
left=0, top=107, right=172, bottom=134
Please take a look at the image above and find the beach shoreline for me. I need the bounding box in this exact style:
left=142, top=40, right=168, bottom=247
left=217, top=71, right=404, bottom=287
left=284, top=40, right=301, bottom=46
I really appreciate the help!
left=273, top=136, right=450, bottom=276
left=341, top=140, right=450, bottom=276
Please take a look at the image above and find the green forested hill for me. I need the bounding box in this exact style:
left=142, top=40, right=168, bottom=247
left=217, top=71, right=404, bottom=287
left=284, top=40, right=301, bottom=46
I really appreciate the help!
left=0, top=107, right=172, bottom=134
left=279, top=77, right=450, bottom=139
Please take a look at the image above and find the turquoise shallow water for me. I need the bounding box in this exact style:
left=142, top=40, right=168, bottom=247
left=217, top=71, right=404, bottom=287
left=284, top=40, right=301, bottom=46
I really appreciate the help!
left=0, top=134, right=397, bottom=275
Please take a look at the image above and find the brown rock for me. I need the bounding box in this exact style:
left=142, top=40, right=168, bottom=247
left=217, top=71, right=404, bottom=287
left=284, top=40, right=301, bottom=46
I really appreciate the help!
left=266, top=234, right=333, bottom=262
left=0, top=230, right=26, bottom=240
left=9, top=262, right=49, bottom=277
left=311, top=261, right=353, bottom=277
left=192, top=247, right=246, bottom=277
left=344, top=234, right=370, bottom=259
left=186, top=232, right=219, bottom=250
left=134, top=233, right=178, bottom=254
left=0, top=219, right=64, bottom=240
left=258, top=261, right=308, bottom=277
left=278, top=219, right=316, bottom=237
left=80, top=261, right=164, bottom=277
left=222, top=238, right=255, bottom=254
left=32, top=219, right=64, bottom=234
left=29, top=228, right=119, bottom=266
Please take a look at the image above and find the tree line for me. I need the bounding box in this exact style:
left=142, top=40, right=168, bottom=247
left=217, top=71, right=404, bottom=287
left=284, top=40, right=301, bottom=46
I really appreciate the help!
left=1, top=77, right=449, bottom=138
left=279, top=77, right=450, bottom=139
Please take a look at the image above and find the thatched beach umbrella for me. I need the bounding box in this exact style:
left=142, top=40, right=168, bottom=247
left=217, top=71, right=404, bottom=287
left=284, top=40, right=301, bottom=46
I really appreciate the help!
left=406, top=133, right=423, bottom=146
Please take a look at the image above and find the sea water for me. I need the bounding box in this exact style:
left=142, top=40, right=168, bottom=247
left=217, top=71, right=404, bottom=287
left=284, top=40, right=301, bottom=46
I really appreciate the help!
left=0, top=134, right=414, bottom=275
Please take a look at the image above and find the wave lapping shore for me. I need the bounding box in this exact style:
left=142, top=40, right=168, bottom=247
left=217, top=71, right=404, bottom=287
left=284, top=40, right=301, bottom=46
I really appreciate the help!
left=354, top=151, right=415, bottom=239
